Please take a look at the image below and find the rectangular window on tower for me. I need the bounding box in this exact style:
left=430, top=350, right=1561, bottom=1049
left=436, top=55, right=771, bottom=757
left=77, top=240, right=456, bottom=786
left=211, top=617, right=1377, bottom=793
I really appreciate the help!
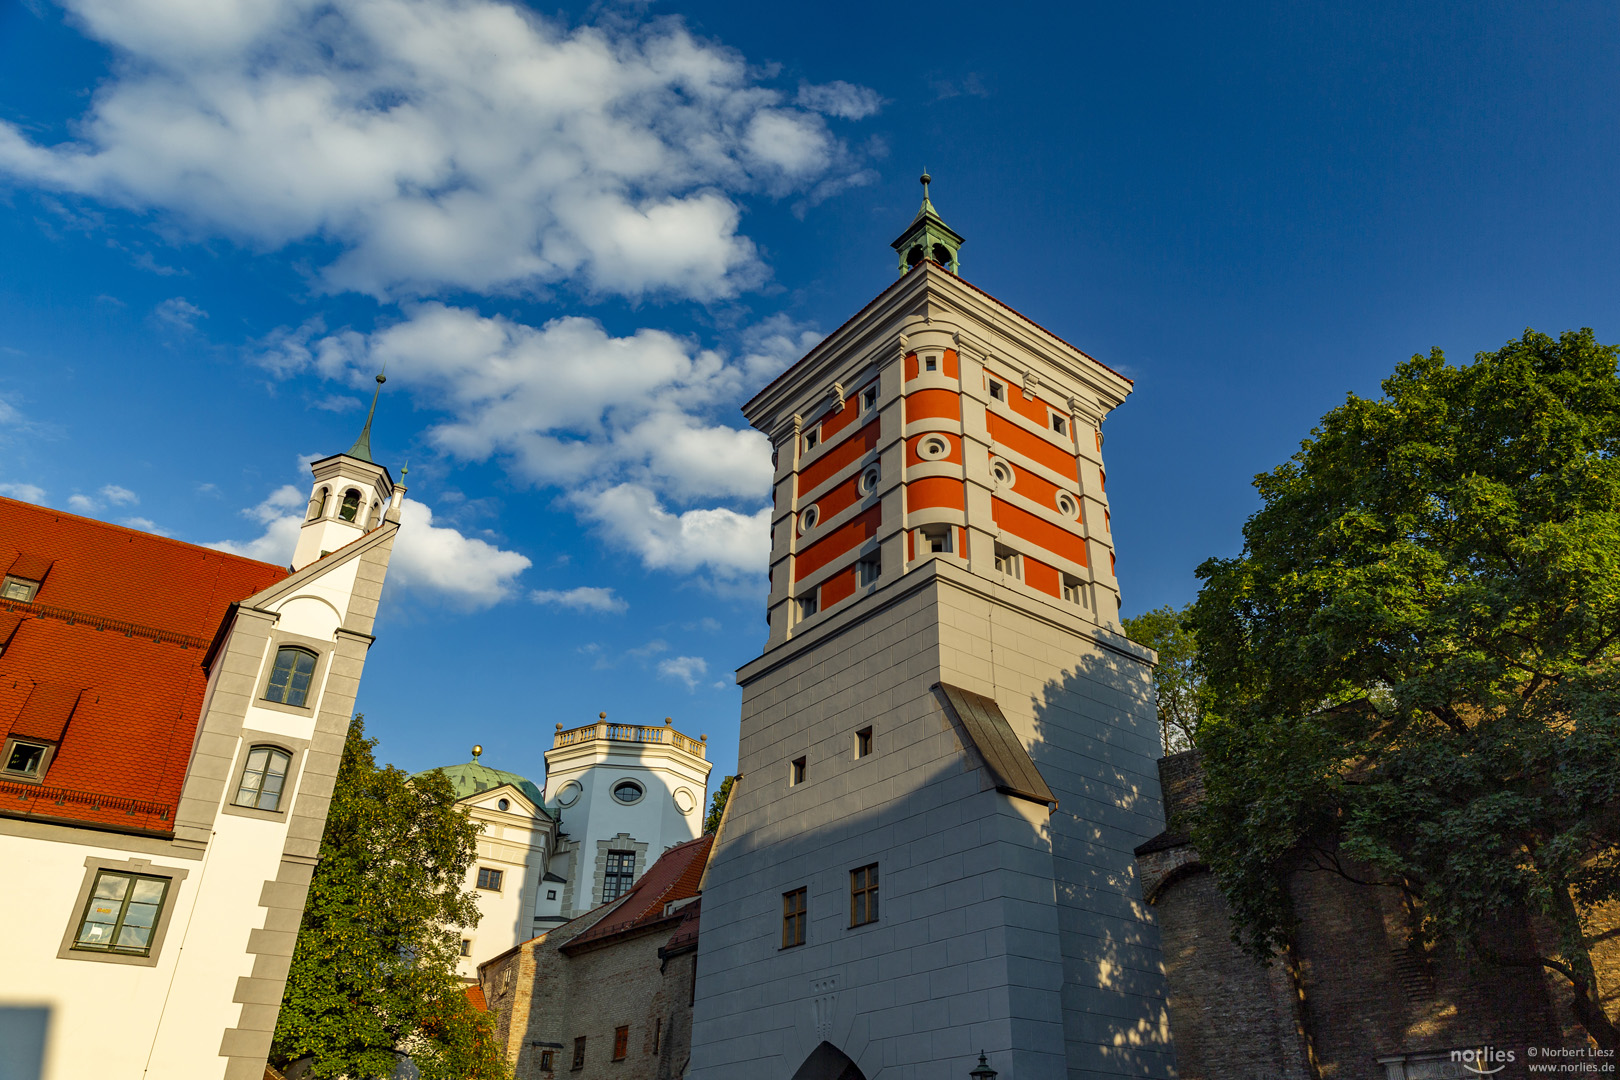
left=782, top=887, right=807, bottom=948
left=603, top=851, right=636, bottom=901
left=1062, top=574, right=1090, bottom=608
left=855, top=727, right=873, bottom=759
left=920, top=525, right=952, bottom=554
left=613, top=1026, right=629, bottom=1061
left=994, top=544, right=1022, bottom=579
left=475, top=867, right=504, bottom=891
left=1051, top=414, right=1068, bottom=436
left=857, top=555, right=881, bottom=586
left=861, top=385, right=878, bottom=412
left=804, top=428, right=820, bottom=453
left=540, top=1050, right=554, bottom=1071
left=850, top=864, right=879, bottom=927
left=790, top=757, right=806, bottom=786
left=988, top=379, right=1005, bottom=402
left=573, top=1037, right=586, bottom=1070
left=798, top=593, right=819, bottom=620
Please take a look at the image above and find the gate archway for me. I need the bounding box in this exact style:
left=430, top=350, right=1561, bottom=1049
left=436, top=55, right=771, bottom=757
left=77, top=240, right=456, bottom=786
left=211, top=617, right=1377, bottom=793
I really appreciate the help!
left=789, top=1041, right=867, bottom=1080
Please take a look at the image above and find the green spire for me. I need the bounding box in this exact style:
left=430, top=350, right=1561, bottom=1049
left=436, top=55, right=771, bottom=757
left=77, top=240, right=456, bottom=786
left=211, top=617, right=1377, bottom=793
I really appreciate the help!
left=891, top=170, right=964, bottom=276
left=346, top=372, right=386, bottom=462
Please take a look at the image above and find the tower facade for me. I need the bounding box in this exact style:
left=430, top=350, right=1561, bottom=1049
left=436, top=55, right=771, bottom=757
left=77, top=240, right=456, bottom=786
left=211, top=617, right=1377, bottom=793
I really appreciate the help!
left=688, top=190, right=1173, bottom=1080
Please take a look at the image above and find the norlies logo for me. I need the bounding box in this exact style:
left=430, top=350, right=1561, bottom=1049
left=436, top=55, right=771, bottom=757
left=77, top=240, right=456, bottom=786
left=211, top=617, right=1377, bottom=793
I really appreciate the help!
left=1453, top=1046, right=1517, bottom=1075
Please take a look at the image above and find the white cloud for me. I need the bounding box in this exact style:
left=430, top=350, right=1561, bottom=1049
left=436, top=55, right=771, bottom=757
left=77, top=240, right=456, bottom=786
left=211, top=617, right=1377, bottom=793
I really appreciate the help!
left=99, top=484, right=139, bottom=506
left=120, top=516, right=169, bottom=535
left=0, top=0, right=876, bottom=301
left=152, top=297, right=206, bottom=331
left=657, top=655, right=707, bottom=690
left=0, top=482, right=47, bottom=503
left=67, top=494, right=97, bottom=512
left=266, top=303, right=811, bottom=583
left=796, top=80, right=883, bottom=120
left=529, top=586, right=627, bottom=613
left=208, top=483, right=530, bottom=607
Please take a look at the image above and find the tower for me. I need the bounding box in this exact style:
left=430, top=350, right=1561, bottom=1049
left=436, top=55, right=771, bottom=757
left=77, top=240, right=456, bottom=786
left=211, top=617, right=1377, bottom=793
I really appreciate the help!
left=688, top=180, right=1173, bottom=1080
left=291, top=373, right=398, bottom=571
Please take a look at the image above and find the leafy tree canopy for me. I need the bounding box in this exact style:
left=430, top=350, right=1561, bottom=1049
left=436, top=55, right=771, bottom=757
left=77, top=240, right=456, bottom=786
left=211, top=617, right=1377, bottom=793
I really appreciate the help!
left=271, top=716, right=510, bottom=1079
left=1122, top=602, right=1210, bottom=754
left=1187, top=329, right=1620, bottom=1050
left=705, top=774, right=735, bottom=834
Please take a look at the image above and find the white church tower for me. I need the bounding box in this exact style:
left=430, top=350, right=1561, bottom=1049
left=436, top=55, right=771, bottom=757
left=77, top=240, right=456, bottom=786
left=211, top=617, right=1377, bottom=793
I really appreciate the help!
left=292, top=374, right=398, bottom=572
left=687, top=178, right=1175, bottom=1080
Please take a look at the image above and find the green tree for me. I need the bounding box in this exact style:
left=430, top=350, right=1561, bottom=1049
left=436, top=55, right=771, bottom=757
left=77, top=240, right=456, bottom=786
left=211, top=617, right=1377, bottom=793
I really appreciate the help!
left=271, top=717, right=509, bottom=1079
left=1188, top=330, right=1620, bottom=1050
left=705, top=774, right=735, bottom=834
left=1122, top=603, right=1210, bottom=754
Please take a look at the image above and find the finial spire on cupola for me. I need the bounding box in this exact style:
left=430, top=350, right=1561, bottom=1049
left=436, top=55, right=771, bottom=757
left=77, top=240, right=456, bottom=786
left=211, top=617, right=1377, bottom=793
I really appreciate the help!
left=891, top=169, right=964, bottom=276
left=346, top=372, right=387, bottom=462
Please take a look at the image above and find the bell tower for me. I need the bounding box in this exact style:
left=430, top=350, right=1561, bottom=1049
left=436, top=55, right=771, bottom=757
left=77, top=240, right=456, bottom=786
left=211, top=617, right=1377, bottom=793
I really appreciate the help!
left=291, top=374, right=400, bottom=571
left=689, top=183, right=1174, bottom=1080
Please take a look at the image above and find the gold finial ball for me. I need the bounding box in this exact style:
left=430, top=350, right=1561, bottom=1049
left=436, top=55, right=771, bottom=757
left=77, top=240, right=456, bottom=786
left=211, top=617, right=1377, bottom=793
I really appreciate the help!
left=599, top=711, right=607, bottom=720
left=471, top=744, right=482, bottom=759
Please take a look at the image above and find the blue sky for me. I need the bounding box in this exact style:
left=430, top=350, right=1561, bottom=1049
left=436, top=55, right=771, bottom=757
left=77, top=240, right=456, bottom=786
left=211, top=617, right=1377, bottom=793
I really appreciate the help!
left=3, top=0, right=1618, bottom=787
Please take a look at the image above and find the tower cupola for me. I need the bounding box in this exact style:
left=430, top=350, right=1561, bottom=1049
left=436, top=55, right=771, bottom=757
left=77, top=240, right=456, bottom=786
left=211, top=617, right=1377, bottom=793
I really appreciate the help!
left=291, top=373, right=399, bottom=571
left=891, top=171, right=964, bottom=275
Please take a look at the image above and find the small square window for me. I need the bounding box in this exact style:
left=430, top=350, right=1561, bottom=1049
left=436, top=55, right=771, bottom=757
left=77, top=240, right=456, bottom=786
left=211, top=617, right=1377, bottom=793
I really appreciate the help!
left=988, top=379, right=1005, bottom=402
left=920, top=525, right=952, bottom=554
left=855, top=727, right=873, bottom=758
left=547, top=889, right=557, bottom=901
left=460, top=938, right=472, bottom=956
left=924, top=356, right=938, bottom=372
left=1, top=576, right=39, bottom=602
left=573, top=1036, right=586, bottom=1070
left=850, top=864, right=879, bottom=927
left=994, top=544, right=1022, bottom=579
left=804, top=428, right=820, bottom=452
left=858, top=555, right=881, bottom=587
left=613, top=1026, right=629, bottom=1061
left=1052, top=414, right=1068, bottom=436
left=798, top=594, right=819, bottom=619
left=782, top=887, right=807, bottom=948
left=476, top=867, right=504, bottom=891
left=862, top=386, right=878, bottom=412
left=790, top=757, right=806, bottom=786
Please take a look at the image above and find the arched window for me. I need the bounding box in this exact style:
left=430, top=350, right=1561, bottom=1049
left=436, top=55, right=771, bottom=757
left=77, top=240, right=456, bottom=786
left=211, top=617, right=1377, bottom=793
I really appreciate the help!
left=339, top=489, right=362, bottom=522
left=906, top=244, right=925, bottom=270
left=307, top=487, right=328, bottom=522
left=233, top=746, right=292, bottom=811
left=265, top=647, right=317, bottom=708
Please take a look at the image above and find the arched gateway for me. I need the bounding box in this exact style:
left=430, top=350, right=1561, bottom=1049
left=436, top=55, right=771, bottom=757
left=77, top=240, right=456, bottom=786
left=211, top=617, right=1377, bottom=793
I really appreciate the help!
left=790, top=1042, right=866, bottom=1080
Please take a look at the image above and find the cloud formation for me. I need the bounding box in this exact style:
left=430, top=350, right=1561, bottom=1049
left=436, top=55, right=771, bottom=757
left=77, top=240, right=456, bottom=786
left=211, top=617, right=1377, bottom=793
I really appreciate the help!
left=264, top=303, right=806, bottom=582
left=0, top=0, right=877, bottom=301
left=530, top=586, right=628, bottom=614
left=210, top=482, right=532, bottom=608
left=0, top=482, right=47, bottom=504
left=657, top=654, right=708, bottom=690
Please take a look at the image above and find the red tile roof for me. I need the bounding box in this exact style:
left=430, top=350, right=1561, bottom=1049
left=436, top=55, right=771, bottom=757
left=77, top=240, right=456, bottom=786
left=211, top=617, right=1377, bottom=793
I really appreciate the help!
left=0, top=497, right=289, bottom=834
left=562, top=834, right=714, bottom=952
left=464, top=984, right=488, bottom=1012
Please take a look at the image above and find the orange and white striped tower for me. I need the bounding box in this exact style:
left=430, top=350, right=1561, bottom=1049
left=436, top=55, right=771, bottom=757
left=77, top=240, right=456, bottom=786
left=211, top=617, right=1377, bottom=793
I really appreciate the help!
left=690, top=178, right=1173, bottom=1080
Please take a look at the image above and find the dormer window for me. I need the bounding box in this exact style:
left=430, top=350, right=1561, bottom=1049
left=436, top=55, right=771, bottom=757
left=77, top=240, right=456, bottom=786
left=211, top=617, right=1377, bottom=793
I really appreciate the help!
left=265, top=647, right=318, bottom=708
left=3, top=737, right=52, bottom=780
left=338, top=489, right=362, bottom=523
left=1, top=576, right=39, bottom=602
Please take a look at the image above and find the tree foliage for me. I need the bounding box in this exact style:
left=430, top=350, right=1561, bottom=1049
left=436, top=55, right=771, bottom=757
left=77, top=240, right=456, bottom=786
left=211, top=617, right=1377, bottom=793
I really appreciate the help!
left=705, top=774, right=735, bottom=834
left=1122, top=603, right=1210, bottom=754
left=271, top=716, right=510, bottom=1079
left=1187, top=330, right=1620, bottom=1050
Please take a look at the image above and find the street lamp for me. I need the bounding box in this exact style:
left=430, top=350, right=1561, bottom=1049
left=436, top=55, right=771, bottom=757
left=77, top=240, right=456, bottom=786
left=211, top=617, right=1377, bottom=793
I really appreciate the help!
left=969, top=1051, right=997, bottom=1080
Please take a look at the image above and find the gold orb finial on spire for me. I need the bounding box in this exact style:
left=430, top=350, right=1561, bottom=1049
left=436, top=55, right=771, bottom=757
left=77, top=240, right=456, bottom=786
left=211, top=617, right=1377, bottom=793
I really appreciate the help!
left=471, top=744, right=483, bottom=760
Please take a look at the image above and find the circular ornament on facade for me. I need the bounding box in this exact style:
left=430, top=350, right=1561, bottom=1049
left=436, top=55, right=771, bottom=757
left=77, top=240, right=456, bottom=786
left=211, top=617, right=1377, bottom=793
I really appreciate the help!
left=612, top=779, right=645, bottom=805
left=1056, top=493, right=1079, bottom=519
left=497, top=798, right=510, bottom=811
left=799, top=506, right=819, bottom=533
left=858, top=464, right=881, bottom=496
left=919, top=436, right=950, bottom=461
left=989, top=457, right=1014, bottom=488
left=673, top=787, right=697, bottom=815
left=555, top=780, right=583, bottom=808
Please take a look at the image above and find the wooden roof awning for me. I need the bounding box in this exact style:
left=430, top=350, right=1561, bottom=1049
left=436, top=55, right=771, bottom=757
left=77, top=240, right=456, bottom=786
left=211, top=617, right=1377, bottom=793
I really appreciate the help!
left=936, top=683, right=1057, bottom=810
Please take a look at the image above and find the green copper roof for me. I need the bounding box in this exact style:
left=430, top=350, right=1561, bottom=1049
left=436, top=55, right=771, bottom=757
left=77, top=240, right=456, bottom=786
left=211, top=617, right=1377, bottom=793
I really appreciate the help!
left=415, top=761, right=548, bottom=812
left=891, top=170, right=964, bottom=276
left=346, top=373, right=386, bottom=463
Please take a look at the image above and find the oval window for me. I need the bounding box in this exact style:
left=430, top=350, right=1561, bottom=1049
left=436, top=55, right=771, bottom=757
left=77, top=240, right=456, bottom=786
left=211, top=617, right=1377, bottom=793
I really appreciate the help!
left=919, top=437, right=949, bottom=461
left=799, top=506, right=819, bottom=533
left=991, top=460, right=1013, bottom=487
left=1057, top=493, right=1078, bottom=518
left=555, top=780, right=583, bottom=808
left=497, top=798, right=510, bottom=811
left=859, top=465, right=880, bottom=496
left=613, top=780, right=644, bottom=804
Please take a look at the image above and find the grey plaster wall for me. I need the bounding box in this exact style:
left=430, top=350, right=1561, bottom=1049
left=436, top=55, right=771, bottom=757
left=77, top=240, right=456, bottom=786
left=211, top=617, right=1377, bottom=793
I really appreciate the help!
left=689, top=564, right=1172, bottom=1080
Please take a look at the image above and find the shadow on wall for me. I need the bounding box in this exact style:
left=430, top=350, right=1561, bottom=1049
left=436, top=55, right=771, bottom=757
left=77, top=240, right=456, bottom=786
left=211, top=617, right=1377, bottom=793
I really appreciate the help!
left=1027, top=644, right=1175, bottom=1073
left=0, top=1005, right=50, bottom=1080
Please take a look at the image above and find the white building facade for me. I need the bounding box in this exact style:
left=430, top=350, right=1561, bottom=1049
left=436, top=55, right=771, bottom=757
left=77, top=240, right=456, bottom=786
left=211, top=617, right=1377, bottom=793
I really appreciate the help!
left=0, top=416, right=402, bottom=1080
left=687, top=189, right=1175, bottom=1080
